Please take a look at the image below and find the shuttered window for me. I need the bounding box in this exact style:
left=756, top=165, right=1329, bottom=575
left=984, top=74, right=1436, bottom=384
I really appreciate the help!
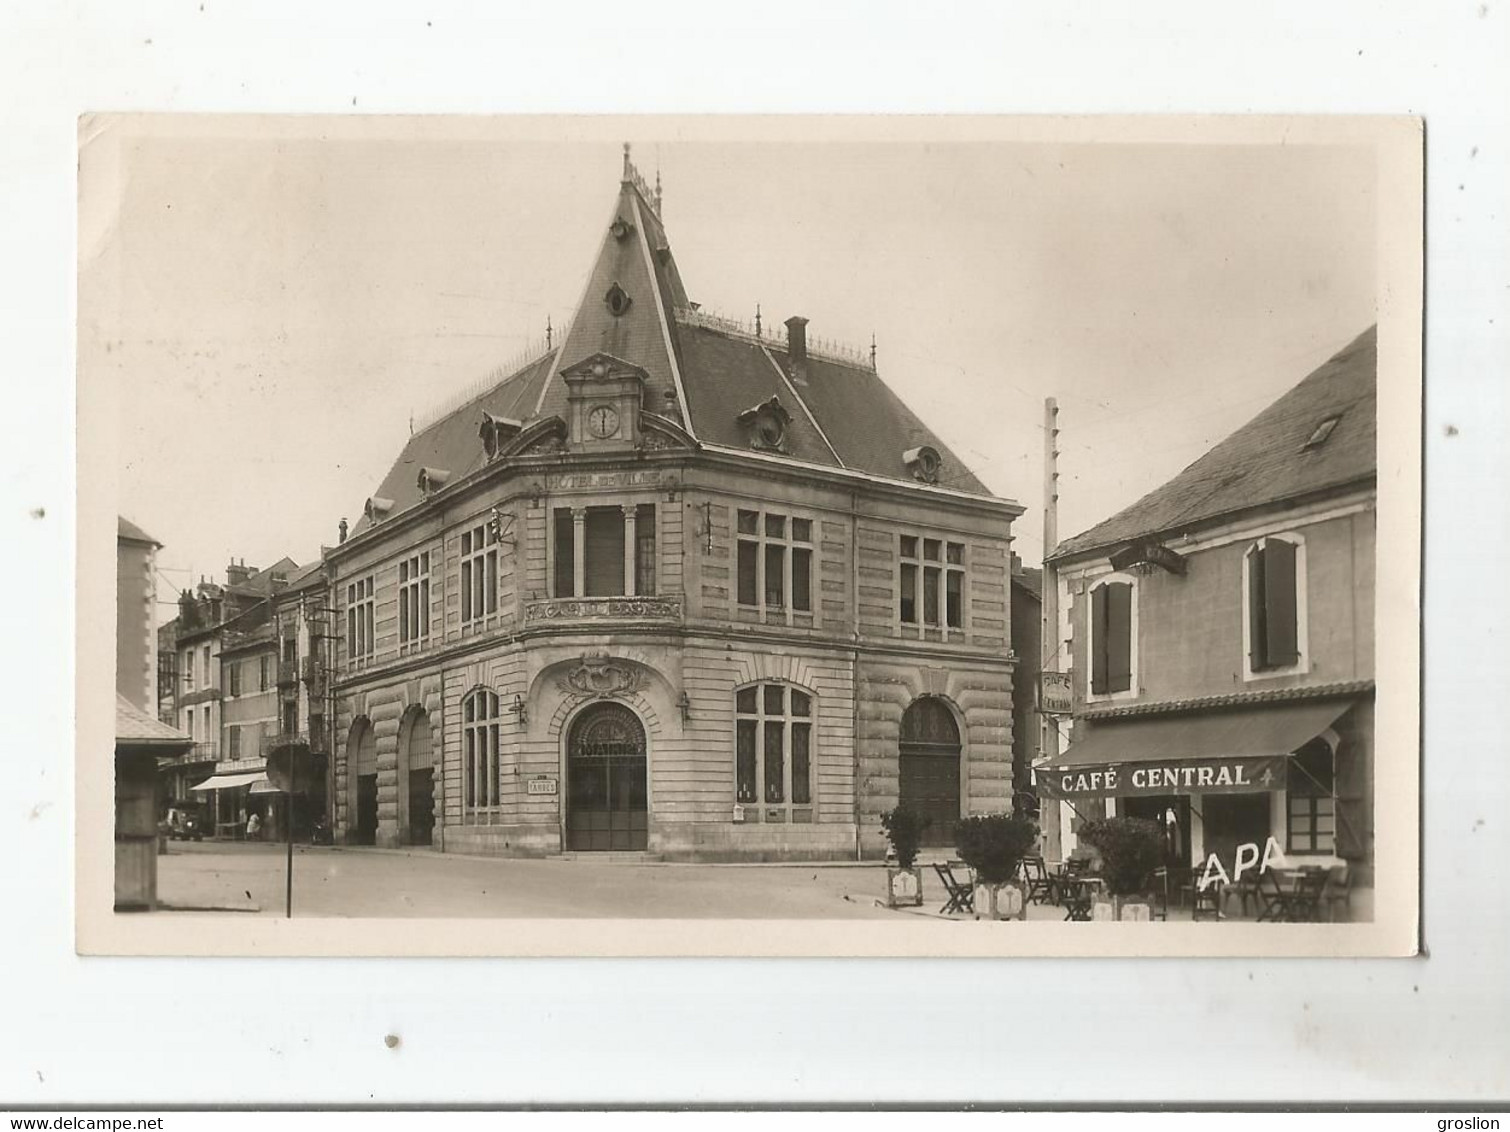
left=1248, top=537, right=1300, bottom=670
left=1090, top=579, right=1133, bottom=695
left=553, top=510, right=575, bottom=598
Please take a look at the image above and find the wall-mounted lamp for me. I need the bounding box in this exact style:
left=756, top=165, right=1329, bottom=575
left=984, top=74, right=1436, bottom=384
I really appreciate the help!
left=677, top=690, right=692, bottom=722
left=510, top=693, right=528, bottom=727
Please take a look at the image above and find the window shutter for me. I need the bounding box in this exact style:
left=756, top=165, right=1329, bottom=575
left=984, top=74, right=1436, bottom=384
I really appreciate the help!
left=1247, top=546, right=1267, bottom=668
left=1263, top=538, right=1299, bottom=667
left=1105, top=582, right=1132, bottom=693
left=1090, top=584, right=1109, bottom=694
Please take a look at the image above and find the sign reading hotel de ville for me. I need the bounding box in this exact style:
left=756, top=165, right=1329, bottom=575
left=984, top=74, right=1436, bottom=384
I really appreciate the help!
left=1040, top=672, right=1073, bottom=715
left=1038, top=756, right=1288, bottom=800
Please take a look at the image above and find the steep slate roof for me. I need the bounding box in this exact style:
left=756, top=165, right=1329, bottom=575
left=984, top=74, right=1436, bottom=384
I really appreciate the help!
left=116, top=693, right=190, bottom=747
left=353, top=156, right=1003, bottom=529
left=1051, top=325, right=1377, bottom=562
left=1012, top=565, right=1044, bottom=602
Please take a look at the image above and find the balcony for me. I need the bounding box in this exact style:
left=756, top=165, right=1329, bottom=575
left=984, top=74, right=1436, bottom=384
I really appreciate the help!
left=524, top=595, right=683, bottom=627
left=167, top=742, right=218, bottom=766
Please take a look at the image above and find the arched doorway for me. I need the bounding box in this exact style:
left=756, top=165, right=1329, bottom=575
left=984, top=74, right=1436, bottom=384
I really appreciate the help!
left=899, top=697, right=962, bottom=847
left=347, top=717, right=378, bottom=845
left=398, top=707, right=435, bottom=847
left=565, top=701, right=647, bottom=851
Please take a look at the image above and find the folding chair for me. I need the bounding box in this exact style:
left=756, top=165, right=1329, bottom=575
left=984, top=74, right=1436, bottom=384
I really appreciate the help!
left=1062, top=878, right=1094, bottom=921
left=1021, top=855, right=1057, bottom=906
left=1191, top=875, right=1223, bottom=921
left=1321, top=863, right=1353, bottom=922
left=1257, top=869, right=1297, bottom=922
left=933, top=861, right=975, bottom=915
left=1146, top=867, right=1170, bottom=921
left=1290, top=869, right=1329, bottom=923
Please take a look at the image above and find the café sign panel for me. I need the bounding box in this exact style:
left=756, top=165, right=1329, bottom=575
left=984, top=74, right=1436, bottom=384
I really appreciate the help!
left=1037, top=755, right=1287, bottom=800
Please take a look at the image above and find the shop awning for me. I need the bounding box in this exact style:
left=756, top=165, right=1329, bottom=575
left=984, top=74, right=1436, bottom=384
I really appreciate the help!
left=248, top=778, right=282, bottom=794
left=188, top=770, right=267, bottom=792
left=1036, top=700, right=1355, bottom=801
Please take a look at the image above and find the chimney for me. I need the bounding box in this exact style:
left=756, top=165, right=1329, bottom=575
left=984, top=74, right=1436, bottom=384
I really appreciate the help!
left=225, top=560, right=253, bottom=587
left=338, top=518, right=349, bottom=544
left=784, top=316, right=808, bottom=364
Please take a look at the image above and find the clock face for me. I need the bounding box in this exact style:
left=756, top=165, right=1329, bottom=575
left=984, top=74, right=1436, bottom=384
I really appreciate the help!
left=587, top=404, right=620, bottom=439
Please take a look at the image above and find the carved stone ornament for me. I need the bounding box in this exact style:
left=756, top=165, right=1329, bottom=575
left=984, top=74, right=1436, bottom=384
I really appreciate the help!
left=555, top=650, right=647, bottom=698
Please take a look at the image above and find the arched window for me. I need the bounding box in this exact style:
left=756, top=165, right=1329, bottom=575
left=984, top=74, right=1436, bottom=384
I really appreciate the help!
left=735, top=683, right=813, bottom=818
left=1088, top=574, right=1136, bottom=697
left=463, top=688, right=500, bottom=814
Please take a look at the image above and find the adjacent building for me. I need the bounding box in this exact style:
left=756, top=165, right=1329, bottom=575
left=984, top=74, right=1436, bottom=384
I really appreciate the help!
left=157, top=556, right=299, bottom=835
left=325, top=150, right=1027, bottom=860
left=1041, top=327, right=1377, bottom=910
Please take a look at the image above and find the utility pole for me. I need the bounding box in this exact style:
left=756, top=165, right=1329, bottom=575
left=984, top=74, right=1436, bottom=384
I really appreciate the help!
left=1041, top=397, right=1062, bottom=860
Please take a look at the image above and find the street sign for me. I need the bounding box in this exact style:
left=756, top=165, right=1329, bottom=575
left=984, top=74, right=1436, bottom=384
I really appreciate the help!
left=527, top=776, right=558, bottom=796
left=1040, top=671, right=1073, bottom=715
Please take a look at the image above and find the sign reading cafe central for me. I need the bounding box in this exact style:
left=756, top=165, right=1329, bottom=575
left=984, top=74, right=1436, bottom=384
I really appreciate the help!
left=1037, top=755, right=1288, bottom=800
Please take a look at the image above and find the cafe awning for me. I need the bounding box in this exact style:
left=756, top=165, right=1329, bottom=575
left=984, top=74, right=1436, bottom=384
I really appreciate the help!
left=248, top=778, right=282, bottom=794
left=188, top=770, right=267, bottom=792
left=1036, top=700, right=1355, bottom=801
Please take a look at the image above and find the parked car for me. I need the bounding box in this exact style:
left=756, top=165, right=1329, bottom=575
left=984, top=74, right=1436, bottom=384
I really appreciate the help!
left=164, top=806, right=204, bottom=841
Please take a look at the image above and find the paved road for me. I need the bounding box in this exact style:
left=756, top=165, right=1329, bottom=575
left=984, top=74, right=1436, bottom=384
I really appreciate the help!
left=156, top=841, right=916, bottom=919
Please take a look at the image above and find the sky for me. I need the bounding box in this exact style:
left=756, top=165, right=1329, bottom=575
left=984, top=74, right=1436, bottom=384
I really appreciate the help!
left=87, top=120, right=1377, bottom=620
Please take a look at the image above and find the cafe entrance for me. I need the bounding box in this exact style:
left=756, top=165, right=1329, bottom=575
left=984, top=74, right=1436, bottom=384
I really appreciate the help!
left=565, top=701, right=648, bottom=852
left=1122, top=795, right=1193, bottom=868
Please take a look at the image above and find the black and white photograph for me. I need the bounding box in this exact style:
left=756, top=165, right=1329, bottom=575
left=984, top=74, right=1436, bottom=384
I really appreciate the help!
left=81, top=115, right=1421, bottom=957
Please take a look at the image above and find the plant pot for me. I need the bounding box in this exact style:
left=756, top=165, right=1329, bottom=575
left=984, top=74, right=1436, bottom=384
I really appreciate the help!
left=886, top=865, right=923, bottom=908
left=1091, top=895, right=1117, bottom=921
left=973, top=879, right=1027, bottom=921
left=1114, top=896, right=1152, bottom=922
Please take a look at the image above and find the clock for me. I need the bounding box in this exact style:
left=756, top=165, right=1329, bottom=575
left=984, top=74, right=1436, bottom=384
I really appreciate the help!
left=587, top=404, right=620, bottom=439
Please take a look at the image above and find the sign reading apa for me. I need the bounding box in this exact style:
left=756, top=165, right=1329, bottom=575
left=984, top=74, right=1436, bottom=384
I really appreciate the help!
left=1040, top=671, right=1073, bottom=715
left=1196, top=837, right=1284, bottom=891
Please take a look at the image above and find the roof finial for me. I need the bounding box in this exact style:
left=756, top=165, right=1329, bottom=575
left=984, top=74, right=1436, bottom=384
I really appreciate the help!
left=755, top=303, right=762, bottom=338
left=870, top=333, right=877, bottom=370
left=655, top=165, right=663, bottom=216
left=622, top=142, right=632, bottom=182
left=409, top=408, right=414, bottom=435
left=546, top=314, right=553, bottom=350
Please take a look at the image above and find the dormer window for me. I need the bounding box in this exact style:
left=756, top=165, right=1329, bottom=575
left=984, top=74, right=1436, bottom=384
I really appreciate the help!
left=605, top=282, right=633, bottom=317
left=479, top=412, right=523, bottom=461
left=364, top=497, right=394, bottom=524
left=1303, top=414, right=1343, bottom=450
left=609, top=217, right=634, bottom=242
left=737, top=396, right=791, bottom=452
left=903, top=445, right=942, bottom=484
left=416, top=466, right=452, bottom=496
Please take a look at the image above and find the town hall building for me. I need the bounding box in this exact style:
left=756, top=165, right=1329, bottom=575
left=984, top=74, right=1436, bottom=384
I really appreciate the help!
left=324, top=149, right=1026, bottom=860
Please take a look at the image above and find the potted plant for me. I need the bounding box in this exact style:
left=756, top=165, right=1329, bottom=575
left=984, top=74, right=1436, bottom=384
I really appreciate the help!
left=1078, top=816, right=1164, bottom=921
left=880, top=807, right=927, bottom=907
left=954, top=814, right=1040, bottom=920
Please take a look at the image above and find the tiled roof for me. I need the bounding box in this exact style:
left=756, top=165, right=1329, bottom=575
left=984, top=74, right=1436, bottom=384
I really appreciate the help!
left=1012, top=566, right=1044, bottom=601
left=1074, top=679, right=1374, bottom=722
left=117, top=516, right=159, bottom=546
left=116, top=693, right=190, bottom=747
left=1051, top=326, right=1378, bottom=562
left=224, top=556, right=300, bottom=598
